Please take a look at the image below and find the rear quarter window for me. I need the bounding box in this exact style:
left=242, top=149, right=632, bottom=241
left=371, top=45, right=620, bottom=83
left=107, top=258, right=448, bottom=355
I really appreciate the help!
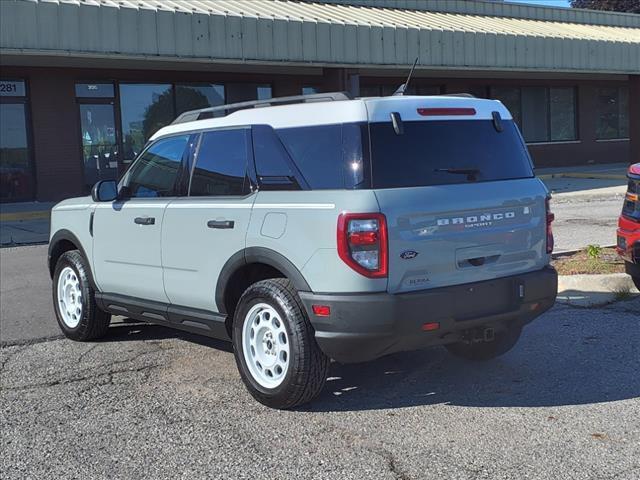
left=369, top=120, right=533, bottom=189
left=276, top=123, right=369, bottom=189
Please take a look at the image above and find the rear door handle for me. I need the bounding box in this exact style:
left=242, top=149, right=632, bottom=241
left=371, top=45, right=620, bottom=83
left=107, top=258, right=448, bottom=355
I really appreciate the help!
left=207, top=220, right=235, bottom=229
left=134, top=216, right=155, bottom=225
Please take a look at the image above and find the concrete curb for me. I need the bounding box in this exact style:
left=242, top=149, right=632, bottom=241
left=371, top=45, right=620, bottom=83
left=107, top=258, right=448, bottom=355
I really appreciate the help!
left=557, top=273, right=639, bottom=307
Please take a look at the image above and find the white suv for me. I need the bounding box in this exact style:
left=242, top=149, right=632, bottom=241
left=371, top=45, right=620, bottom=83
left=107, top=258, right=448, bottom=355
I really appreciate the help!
left=49, top=92, right=557, bottom=409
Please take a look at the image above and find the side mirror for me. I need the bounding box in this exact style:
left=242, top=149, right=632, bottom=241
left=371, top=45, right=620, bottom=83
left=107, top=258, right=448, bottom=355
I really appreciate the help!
left=91, top=180, right=118, bottom=202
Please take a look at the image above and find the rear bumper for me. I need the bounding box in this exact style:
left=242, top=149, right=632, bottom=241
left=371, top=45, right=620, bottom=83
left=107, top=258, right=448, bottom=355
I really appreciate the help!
left=300, top=267, right=557, bottom=363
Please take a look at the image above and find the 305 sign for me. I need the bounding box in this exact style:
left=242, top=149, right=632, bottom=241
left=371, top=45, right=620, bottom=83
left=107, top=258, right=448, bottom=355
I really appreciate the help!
left=0, top=80, right=26, bottom=97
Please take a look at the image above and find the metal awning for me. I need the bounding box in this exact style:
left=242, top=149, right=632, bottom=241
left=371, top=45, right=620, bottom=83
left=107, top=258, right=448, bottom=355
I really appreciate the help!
left=1, top=0, right=638, bottom=73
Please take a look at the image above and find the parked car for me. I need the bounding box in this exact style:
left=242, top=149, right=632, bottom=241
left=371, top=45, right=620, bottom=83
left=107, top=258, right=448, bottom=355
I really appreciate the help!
left=617, top=163, right=640, bottom=291
left=48, top=92, right=558, bottom=409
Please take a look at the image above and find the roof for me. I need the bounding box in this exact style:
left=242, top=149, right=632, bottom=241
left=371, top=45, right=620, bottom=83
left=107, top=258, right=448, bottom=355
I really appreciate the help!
left=1, top=0, right=639, bottom=74
left=151, top=95, right=512, bottom=140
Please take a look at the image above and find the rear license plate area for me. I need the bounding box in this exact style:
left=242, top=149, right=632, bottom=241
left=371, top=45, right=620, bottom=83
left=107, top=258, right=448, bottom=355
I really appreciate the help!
left=453, top=280, right=516, bottom=321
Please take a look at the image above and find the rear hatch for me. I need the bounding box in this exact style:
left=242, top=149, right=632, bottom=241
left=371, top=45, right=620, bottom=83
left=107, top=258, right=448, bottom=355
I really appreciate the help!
left=366, top=97, right=550, bottom=294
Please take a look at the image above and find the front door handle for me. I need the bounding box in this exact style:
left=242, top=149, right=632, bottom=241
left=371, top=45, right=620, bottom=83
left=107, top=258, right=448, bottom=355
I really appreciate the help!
left=134, top=216, right=155, bottom=226
left=207, top=220, right=235, bottom=229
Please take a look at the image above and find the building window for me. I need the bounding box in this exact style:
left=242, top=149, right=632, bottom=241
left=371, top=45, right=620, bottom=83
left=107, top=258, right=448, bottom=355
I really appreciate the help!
left=359, top=84, right=442, bottom=97
left=1, top=79, right=34, bottom=201
left=226, top=84, right=272, bottom=104
left=176, top=84, right=225, bottom=116
left=596, top=87, right=629, bottom=140
left=302, top=86, right=320, bottom=95
left=491, top=86, right=577, bottom=143
left=119, top=83, right=174, bottom=162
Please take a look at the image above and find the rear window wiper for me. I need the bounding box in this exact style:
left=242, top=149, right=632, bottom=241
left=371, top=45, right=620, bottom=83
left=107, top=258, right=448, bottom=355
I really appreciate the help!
left=434, top=168, right=480, bottom=175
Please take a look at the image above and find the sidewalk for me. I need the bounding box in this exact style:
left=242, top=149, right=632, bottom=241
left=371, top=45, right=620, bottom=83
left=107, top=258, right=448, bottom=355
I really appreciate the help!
left=0, top=202, right=55, bottom=246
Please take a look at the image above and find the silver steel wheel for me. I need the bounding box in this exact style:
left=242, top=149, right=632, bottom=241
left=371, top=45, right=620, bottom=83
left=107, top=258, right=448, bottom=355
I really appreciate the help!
left=242, top=303, right=290, bottom=389
left=57, top=266, right=83, bottom=328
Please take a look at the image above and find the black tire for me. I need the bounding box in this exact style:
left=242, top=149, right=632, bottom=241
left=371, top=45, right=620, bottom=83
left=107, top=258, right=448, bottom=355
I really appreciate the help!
left=633, top=276, right=640, bottom=292
left=445, top=325, right=522, bottom=361
left=232, top=278, right=329, bottom=409
left=52, top=250, right=111, bottom=341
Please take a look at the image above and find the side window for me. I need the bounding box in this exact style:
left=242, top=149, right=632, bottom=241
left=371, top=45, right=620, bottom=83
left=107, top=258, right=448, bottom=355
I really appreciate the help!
left=275, top=123, right=369, bottom=189
left=252, top=125, right=303, bottom=190
left=123, top=135, right=189, bottom=197
left=277, top=125, right=342, bottom=189
left=189, top=129, right=250, bottom=197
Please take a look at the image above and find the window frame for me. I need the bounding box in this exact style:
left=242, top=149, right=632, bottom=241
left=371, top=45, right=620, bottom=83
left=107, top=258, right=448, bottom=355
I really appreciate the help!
left=186, top=126, right=256, bottom=198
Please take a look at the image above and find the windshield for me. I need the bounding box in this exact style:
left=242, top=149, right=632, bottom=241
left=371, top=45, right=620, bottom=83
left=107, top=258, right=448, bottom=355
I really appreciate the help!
left=369, top=120, right=534, bottom=189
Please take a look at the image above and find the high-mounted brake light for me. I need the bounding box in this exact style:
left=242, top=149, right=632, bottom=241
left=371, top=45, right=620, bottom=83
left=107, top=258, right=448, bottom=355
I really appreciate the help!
left=417, top=107, right=476, bottom=116
left=546, top=197, right=555, bottom=254
left=337, top=213, right=388, bottom=278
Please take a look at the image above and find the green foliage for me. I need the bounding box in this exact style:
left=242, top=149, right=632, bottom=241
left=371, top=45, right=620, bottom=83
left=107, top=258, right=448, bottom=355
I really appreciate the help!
left=586, top=244, right=603, bottom=260
left=570, top=0, right=640, bottom=13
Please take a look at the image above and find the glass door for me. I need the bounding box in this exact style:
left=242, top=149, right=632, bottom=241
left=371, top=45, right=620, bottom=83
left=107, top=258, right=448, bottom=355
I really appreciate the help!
left=1, top=79, right=34, bottom=202
left=79, top=103, right=119, bottom=188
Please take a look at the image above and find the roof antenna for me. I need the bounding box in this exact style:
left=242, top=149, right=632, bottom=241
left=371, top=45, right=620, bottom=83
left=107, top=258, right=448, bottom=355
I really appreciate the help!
left=393, top=57, right=419, bottom=96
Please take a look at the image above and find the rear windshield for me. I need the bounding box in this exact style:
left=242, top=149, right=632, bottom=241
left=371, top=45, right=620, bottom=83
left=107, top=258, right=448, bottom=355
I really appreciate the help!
left=369, top=120, right=534, bottom=189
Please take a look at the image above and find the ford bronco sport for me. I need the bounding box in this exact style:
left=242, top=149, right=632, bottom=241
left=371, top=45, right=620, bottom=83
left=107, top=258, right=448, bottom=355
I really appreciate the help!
left=49, top=92, right=558, bottom=409
left=617, top=163, right=640, bottom=291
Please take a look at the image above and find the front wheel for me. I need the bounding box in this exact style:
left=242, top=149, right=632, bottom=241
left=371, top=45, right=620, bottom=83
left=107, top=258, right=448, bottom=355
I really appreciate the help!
left=445, top=325, right=522, bottom=361
left=232, top=279, right=329, bottom=409
left=52, top=250, right=111, bottom=341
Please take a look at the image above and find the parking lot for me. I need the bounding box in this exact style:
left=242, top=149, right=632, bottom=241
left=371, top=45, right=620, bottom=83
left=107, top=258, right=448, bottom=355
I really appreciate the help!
left=1, top=244, right=639, bottom=479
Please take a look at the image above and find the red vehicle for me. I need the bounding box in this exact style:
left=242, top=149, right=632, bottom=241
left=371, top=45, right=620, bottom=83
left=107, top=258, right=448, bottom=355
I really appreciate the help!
left=617, top=163, right=640, bottom=291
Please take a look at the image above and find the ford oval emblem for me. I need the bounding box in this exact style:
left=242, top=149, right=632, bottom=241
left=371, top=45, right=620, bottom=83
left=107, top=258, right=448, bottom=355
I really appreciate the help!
left=400, top=250, right=419, bottom=260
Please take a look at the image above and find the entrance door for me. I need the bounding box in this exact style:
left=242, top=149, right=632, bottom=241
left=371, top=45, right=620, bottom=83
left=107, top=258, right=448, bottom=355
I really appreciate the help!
left=78, top=103, right=119, bottom=189
left=1, top=79, right=34, bottom=201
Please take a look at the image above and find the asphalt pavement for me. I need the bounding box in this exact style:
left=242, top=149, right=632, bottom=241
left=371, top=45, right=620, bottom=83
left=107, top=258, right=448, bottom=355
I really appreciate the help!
left=1, top=243, right=639, bottom=479
left=1, top=301, right=639, bottom=479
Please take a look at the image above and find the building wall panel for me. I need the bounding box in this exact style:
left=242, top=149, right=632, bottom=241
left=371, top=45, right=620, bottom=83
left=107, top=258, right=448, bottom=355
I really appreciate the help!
left=3, top=1, right=638, bottom=74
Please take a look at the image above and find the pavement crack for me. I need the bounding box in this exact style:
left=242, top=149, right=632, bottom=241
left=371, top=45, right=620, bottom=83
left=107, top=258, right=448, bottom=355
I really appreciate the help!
left=1, top=361, right=164, bottom=392
left=77, top=343, right=99, bottom=363
left=375, top=447, right=414, bottom=480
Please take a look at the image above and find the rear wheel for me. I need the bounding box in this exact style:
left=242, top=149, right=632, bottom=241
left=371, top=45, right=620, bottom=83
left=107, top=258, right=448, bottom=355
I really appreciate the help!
left=53, top=250, right=111, bottom=341
left=445, top=325, right=522, bottom=361
left=232, top=279, right=329, bottom=409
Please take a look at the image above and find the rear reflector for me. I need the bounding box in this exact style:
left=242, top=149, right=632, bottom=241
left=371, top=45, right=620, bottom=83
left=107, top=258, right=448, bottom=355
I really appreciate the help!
left=422, top=322, right=440, bottom=331
left=417, top=107, right=476, bottom=116
left=312, top=305, right=331, bottom=316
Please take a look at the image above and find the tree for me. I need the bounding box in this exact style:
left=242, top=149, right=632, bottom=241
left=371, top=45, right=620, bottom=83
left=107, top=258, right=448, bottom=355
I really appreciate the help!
left=570, top=0, right=640, bottom=13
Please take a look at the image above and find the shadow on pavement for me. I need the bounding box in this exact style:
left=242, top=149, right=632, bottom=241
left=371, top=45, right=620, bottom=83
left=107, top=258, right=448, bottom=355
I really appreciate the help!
left=307, top=303, right=640, bottom=412
left=92, top=301, right=639, bottom=413
left=101, top=321, right=233, bottom=353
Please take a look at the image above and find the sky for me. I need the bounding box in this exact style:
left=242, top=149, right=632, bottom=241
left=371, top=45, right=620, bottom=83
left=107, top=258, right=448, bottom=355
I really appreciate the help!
left=505, top=0, right=571, bottom=7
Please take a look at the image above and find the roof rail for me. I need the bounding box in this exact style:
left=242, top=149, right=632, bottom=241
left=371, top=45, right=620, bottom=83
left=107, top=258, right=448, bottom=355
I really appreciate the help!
left=172, top=91, right=352, bottom=125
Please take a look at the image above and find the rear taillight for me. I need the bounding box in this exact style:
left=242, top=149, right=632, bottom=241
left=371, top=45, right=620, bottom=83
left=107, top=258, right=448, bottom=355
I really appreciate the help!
left=546, top=197, right=555, bottom=254
left=337, top=213, right=388, bottom=278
